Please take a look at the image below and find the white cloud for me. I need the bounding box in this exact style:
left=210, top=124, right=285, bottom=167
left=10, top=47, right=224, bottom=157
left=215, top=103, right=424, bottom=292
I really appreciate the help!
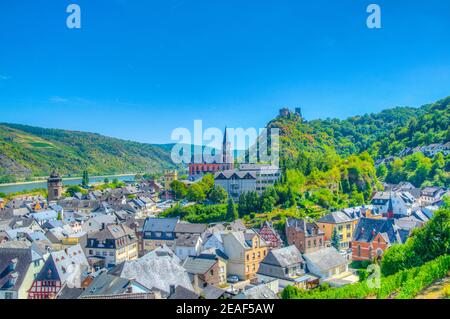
left=50, top=96, right=69, bottom=103
left=0, top=75, right=10, bottom=81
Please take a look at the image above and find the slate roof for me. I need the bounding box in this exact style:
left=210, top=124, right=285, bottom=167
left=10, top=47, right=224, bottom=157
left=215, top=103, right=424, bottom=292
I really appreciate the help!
left=234, top=284, right=278, bottom=299
left=182, top=255, right=217, bottom=275
left=0, top=246, right=42, bottom=291
left=286, top=218, right=324, bottom=236
left=142, top=217, right=179, bottom=233
left=31, top=210, right=58, bottom=222
left=79, top=271, right=148, bottom=298
left=201, top=285, right=226, bottom=299
left=175, top=233, right=201, bottom=248
left=353, top=217, right=410, bottom=244
left=318, top=211, right=354, bottom=224
left=56, top=285, right=84, bottom=299
left=168, top=285, right=200, bottom=299
left=261, top=245, right=304, bottom=268
left=214, top=170, right=257, bottom=180
left=174, top=222, right=208, bottom=234
left=303, top=247, right=347, bottom=274
left=110, top=250, right=194, bottom=296
left=36, top=244, right=89, bottom=286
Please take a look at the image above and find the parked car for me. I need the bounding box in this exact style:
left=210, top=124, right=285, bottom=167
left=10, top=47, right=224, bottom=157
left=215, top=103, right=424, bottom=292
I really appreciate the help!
left=227, top=275, right=240, bottom=283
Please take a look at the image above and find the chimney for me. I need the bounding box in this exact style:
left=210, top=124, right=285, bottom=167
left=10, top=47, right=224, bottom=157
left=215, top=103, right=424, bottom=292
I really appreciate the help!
left=371, top=228, right=376, bottom=237
left=127, top=285, right=133, bottom=294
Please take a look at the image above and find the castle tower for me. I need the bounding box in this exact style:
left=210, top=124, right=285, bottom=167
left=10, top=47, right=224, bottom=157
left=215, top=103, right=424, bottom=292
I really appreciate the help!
left=47, top=170, right=63, bottom=202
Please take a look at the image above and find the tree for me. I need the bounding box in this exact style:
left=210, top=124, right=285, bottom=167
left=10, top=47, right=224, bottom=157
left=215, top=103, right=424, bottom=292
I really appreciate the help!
left=376, top=164, right=387, bottom=180
left=65, top=185, right=83, bottom=197
left=331, top=227, right=341, bottom=250
left=281, top=286, right=300, bottom=299
left=226, top=197, right=238, bottom=221
left=209, top=185, right=228, bottom=204
left=285, top=187, right=297, bottom=208
left=187, top=183, right=206, bottom=203
left=103, top=177, right=110, bottom=184
left=199, top=174, right=215, bottom=196
left=171, top=180, right=188, bottom=200
left=81, top=170, right=89, bottom=187
left=381, top=204, right=450, bottom=276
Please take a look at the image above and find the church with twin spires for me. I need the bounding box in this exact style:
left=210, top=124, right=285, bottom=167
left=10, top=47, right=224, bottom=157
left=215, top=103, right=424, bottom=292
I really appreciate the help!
left=188, top=127, right=234, bottom=177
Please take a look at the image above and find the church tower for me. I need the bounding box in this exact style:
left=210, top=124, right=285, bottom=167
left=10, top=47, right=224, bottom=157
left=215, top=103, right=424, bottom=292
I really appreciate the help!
left=47, top=170, right=63, bottom=202
left=222, top=127, right=234, bottom=169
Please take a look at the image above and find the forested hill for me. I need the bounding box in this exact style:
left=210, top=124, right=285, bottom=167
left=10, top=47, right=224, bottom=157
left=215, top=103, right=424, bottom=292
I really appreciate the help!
left=297, top=96, right=450, bottom=159
left=0, top=123, right=178, bottom=183
left=267, top=96, right=449, bottom=190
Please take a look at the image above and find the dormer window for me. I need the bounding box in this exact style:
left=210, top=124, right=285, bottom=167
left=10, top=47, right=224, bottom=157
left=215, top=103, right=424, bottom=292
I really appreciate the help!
left=8, top=258, right=18, bottom=272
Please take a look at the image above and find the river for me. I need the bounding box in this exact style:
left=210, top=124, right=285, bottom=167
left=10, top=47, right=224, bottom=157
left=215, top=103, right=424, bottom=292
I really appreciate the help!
left=0, top=174, right=136, bottom=195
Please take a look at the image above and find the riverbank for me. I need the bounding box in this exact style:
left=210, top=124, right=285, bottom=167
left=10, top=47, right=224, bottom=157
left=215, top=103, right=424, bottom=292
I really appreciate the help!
left=0, top=173, right=137, bottom=187
left=0, top=174, right=137, bottom=195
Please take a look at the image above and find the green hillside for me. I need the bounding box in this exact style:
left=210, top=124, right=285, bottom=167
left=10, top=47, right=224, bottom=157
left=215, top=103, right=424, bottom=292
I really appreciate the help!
left=266, top=96, right=449, bottom=212
left=0, top=123, right=178, bottom=183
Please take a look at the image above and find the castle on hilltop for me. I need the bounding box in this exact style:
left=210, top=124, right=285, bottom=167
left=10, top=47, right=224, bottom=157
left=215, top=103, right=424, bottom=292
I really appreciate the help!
left=279, top=107, right=302, bottom=119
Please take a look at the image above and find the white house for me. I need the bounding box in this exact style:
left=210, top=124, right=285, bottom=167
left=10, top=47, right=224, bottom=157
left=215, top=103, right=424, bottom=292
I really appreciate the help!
left=174, top=234, right=202, bottom=261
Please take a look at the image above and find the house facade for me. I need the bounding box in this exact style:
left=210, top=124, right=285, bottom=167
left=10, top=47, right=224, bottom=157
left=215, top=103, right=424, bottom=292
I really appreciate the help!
left=303, top=247, right=349, bottom=280
left=142, top=218, right=180, bottom=252
left=316, top=211, right=355, bottom=249
left=257, top=245, right=310, bottom=290
left=222, top=230, right=268, bottom=281
left=85, top=224, right=138, bottom=267
left=0, top=245, right=44, bottom=299
left=182, top=254, right=227, bottom=288
left=28, top=245, right=89, bottom=299
left=285, top=218, right=324, bottom=253
left=351, top=217, right=410, bottom=261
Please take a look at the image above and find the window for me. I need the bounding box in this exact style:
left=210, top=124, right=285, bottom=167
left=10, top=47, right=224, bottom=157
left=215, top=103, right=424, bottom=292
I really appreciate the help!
left=5, top=292, right=13, bottom=299
left=89, top=250, right=93, bottom=255
left=357, top=245, right=361, bottom=256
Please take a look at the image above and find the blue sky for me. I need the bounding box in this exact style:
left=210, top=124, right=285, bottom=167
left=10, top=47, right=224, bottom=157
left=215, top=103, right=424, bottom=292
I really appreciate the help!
left=0, top=0, right=449, bottom=144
